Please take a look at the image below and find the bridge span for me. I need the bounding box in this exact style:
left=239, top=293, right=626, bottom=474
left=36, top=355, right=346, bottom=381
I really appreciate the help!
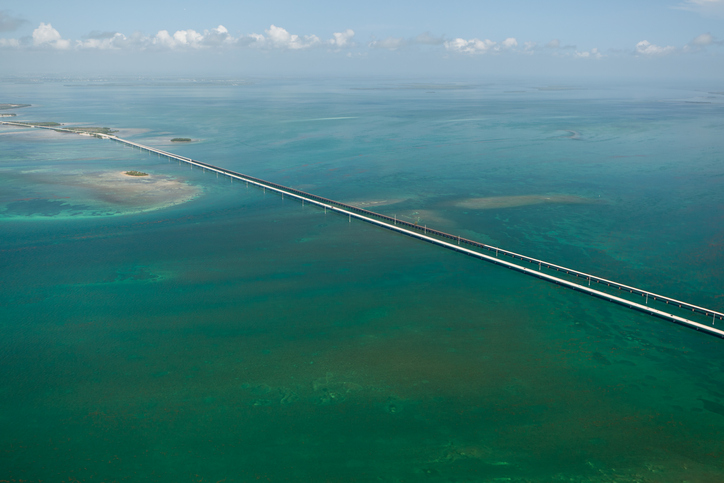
left=3, top=120, right=723, bottom=338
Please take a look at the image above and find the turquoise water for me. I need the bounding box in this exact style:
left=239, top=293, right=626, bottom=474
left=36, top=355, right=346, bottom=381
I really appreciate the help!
left=1, top=79, right=724, bottom=481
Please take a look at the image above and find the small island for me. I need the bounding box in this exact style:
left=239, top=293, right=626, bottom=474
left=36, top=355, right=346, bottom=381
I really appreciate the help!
left=171, top=138, right=192, bottom=142
left=68, top=127, right=117, bottom=135
left=0, top=103, right=31, bottom=110
left=124, top=171, right=149, bottom=177
left=24, top=122, right=62, bottom=127
left=1, top=120, right=119, bottom=136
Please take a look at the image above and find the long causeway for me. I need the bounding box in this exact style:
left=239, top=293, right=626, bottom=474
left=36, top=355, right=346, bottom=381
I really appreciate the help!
left=4, top=121, right=724, bottom=338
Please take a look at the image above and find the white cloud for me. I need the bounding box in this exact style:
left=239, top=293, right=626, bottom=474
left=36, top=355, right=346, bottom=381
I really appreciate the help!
left=241, top=26, right=348, bottom=50
left=328, top=29, right=355, bottom=49
left=203, top=25, right=233, bottom=46
left=444, top=37, right=519, bottom=54
left=2, top=22, right=714, bottom=64
left=4, top=23, right=326, bottom=52
left=369, top=36, right=406, bottom=50
left=445, top=37, right=495, bottom=54
left=77, top=32, right=127, bottom=50
left=152, top=30, right=176, bottom=48
left=635, top=40, right=676, bottom=56
left=501, top=37, right=518, bottom=49
left=0, top=37, right=20, bottom=47
left=238, top=33, right=265, bottom=48
left=691, top=32, right=722, bottom=46
left=683, top=32, right=724, bottom=52
left=173, top=29, right=204, bottom=47
left=32, top=22, right=70, bottom=49
left=33, top=22, right=61, bottom=44
left=574, top=47, right=602, bottom=59
left=150, top=25, right=233, bottom=49
left=263, top=25, right=321, bottom=50
left=76, top=25, right=234, bottom=50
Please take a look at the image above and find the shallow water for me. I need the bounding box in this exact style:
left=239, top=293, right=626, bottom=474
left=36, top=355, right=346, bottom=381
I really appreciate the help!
left=1, top=78, right=723, bottom=481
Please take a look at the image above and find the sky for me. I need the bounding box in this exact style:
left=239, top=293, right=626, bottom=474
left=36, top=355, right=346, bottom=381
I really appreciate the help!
left=1, top=0, right=723, bottom=79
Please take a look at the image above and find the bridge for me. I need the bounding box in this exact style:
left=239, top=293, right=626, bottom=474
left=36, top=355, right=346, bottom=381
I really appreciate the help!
left=3, top=120, right=724, bottom=338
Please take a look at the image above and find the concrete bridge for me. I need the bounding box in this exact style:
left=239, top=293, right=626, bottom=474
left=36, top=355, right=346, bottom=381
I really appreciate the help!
left=4, top=120, right=723, bottom=338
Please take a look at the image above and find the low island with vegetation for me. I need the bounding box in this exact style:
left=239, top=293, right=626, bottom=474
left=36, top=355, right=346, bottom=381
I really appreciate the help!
left=171, top=138, right=192, bottom=142
left=124, top=171, right=149, bottom=177
left=0, top=119, right=118, bottom=136
left=22, top=121, right=62, bottom=127
left=4, top=120, right=117, bottom=135
left=68, top=127, right=118, bottom=135
left=0, top=103, right=31, bottom=110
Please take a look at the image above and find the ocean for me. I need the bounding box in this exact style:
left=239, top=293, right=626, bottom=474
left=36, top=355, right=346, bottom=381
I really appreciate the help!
left=1, top=78, right=723, bottom=481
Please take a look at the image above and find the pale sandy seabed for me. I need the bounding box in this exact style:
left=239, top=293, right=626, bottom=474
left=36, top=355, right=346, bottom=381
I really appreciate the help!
left=0, top=170, right=200, bottom=219
left=111, top=127, right=151, bottom=138
left=397, top=209, right=455, bottom=227
left=0, top=129, right=30, bottom=136
left=0, top=128, right=75, bottom=140
left=84, top=171, right=199, bottom=208
left=455, top=194, right=595, bottom=210
left=346, top=200, right=454, bottom=227
left=347, top=198, right=407, bottom=208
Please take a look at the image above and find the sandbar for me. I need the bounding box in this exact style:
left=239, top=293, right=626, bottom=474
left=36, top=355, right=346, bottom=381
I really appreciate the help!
left=1, top=170, right=201, bottom=220
left=73, top=171, right=199, bottom=209
left=347, top=198, right=407, bottom=208
left=455, top=194, right=593, bottom=210
left=395, top=209, right=454, bottom=227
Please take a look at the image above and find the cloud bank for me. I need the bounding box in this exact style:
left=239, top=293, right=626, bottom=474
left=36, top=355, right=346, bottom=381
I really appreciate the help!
left=1, top=22, right=721, bottom=66
left=0, top=23, right=356, bottom=52
left=444, top=37, right=518, bottom=54
left=635, top=40, right=676, bottom=56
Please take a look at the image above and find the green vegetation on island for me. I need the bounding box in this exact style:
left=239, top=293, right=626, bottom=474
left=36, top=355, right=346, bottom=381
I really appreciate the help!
left=2, top=120, right=118, bottom=135
left=124, top=171, right=149, bottom=177
left=0, top=113, right=17, bottom=117
left=0, top=103, right=30, bottom=110
left=68, top=127, right=118, bottom=135
left=23, top=122, right=62, bottom=127
left=171, top=138, right=192, bottom=142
